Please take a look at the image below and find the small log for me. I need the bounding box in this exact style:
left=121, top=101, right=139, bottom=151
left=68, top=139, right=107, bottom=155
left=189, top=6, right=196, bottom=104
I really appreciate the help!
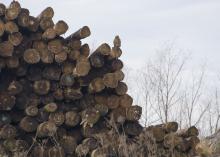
left=110, top=59, right=123, bottom=71
left=54, top=20, right=68, bottom=35
left=107, top=95, right=120, bottom=109
left=124, top=121, right=143, bottom=136
left=36, top=108, right=49, bottom=123
left=36, top=121, right=57, bottom=137
left=113, top=35, right=121, bottom=48
left=94, top=94, right=107, bottom=106
left=80, top=43, right=90, bottom=57
left=55, top=51, right=67, bottom=63
left=163, top=133, right=182, bottom=149
left=59, top=135, right=77, bottom=155
left=29, top=32, right=42, bottom=40
left=53, top=88, right=64, bottom=101
left=33, top=80, right=50, bottom=95
left=28, top=16, right=39, bottom=32
left=73, top=58, right=91, bottom=76
left=115, top=82, right=128, bottom=95
left=39, top=17, right=54, bottom=30
left=66, top=26, right=91, bottom=40
left=8, top=32, right=23, bottom=46
left=103, top=73, right=118, bottom=88
left=82, top=138, right=99, bottom=151
left=42, top=28, right=56, bottom=39
left=17, top=11, right=30, bottom=27
left=20, top=8, right=30, bottom=15
left=89, top=53, right=105, bottom=68
left=33, top=40, right=47, bottom=51
left=39, top=48, right=54, bottom=64
left=149, top=126, right=166, bottom=143
left=176, top=139, right=191, bottom=152
left=19, top=116, right=38, bottom=132
left=0, top=124, right=17, bottom=139
left=60, top=73, right=75, bottom=87
left=81, top=108, right=100, bottom=127
left=49, top=112, right=65, bottom=126
left=114, top=70, right=125, bottom=81
left=65, top=111, right=80, bottom=127
left=94, top=103, right=108, bottom=116
left=187, top=136, right=200, bottom=149
left=5, top=1, right=21, bottom=20
left=0, top=92, right=16, bottom=111
left=44, top=102, right=58, bottom=113
left=125, top=105, right=142, bottom=121
left=109, top=46, right=122, bottom=59
left=23, top=49, right=40, bottom=64
left=88, top=77, right=105, bottom=93
left=0, top=3, right=6, bottom=16
left=94, top=43, right=111, bottom=56
left=68, top=50, right=80, bottom=61
left=7, top=80, right=23, bottom=95
left=6, top=56, right=19, bottom=68
left=0, top=113, right=11, bottom=127
left=48, top=146, right=65, bottom=157
left=64, top=87, right=83, bottom=100
left=119, top=94, right=133, bottom=108
left=48, top=39, right=63, bottom=54
left=31, top=145, right=48, bottom=157
left=110, top=107, right=126, bottom=124
left=5, top=21, right=19, bottom=33
left=67, top=39, right=81, bottom=50
left=162, top=122, right=178, bottom=133
left=37, top=7, right=54, bottom=20
left=25, top=105, right=38, bottom=117
left=177, top=126, right=199, bottom=138
left=76, top=144, right=90, bottom=157
left=62, top=61, right=75, bottom=74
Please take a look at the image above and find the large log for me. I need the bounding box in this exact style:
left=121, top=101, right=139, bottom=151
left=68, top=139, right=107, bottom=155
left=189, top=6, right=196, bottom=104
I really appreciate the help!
left=5, top=21, right=19, bottom=33
left=37, top=7, right=54, bottom=20
left=54, top=20, right=68, bottom=35
left=66, top=26, right=91, bottom=41
left=8, top=32, right=23, bottom=46
left=5, top=1, right=21, bottom=20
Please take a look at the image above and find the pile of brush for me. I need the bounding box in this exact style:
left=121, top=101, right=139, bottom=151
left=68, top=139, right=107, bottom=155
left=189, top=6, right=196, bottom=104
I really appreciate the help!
left=0, top=1, right=142, bottom=156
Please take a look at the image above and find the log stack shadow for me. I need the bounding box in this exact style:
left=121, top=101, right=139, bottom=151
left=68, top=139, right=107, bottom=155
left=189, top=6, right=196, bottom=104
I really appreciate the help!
left=0, top=1, right=200, bottom=157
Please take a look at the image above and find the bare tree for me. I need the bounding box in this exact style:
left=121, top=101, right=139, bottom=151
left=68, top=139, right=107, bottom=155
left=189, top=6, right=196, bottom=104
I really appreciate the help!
left=134, top=43, right=211, bottom=134
left=137, top=44, right=187, bottom=125
left=207, top=88, right=220, bottom=135
left=182, top=66, right=210, bottom=128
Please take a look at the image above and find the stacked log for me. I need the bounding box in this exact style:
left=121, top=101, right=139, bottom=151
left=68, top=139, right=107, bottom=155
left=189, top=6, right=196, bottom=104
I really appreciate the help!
left=145, top=124, right=200, bottom=157
left=0, top=1, right=142, bottom=156
left=81, top=122, right=200, bottom=157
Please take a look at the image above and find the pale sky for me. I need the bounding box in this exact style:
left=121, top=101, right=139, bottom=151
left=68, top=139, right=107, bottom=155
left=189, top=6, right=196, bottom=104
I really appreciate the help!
left=2, top=0, right=220, bottom=73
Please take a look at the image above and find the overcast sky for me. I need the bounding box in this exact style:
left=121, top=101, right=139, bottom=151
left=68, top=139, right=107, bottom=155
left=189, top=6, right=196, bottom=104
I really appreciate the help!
left=2, top=0, right=220, bottom=74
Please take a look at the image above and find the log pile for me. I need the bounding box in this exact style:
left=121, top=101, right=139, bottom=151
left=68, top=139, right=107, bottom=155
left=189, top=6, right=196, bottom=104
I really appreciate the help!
left=0, top=1, right=201, bottom=157
left=0, top=1, right=142, bottom=156
left=88, top=122, right=200, bottom=157
left=145, top=123, right=200, bottom=157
